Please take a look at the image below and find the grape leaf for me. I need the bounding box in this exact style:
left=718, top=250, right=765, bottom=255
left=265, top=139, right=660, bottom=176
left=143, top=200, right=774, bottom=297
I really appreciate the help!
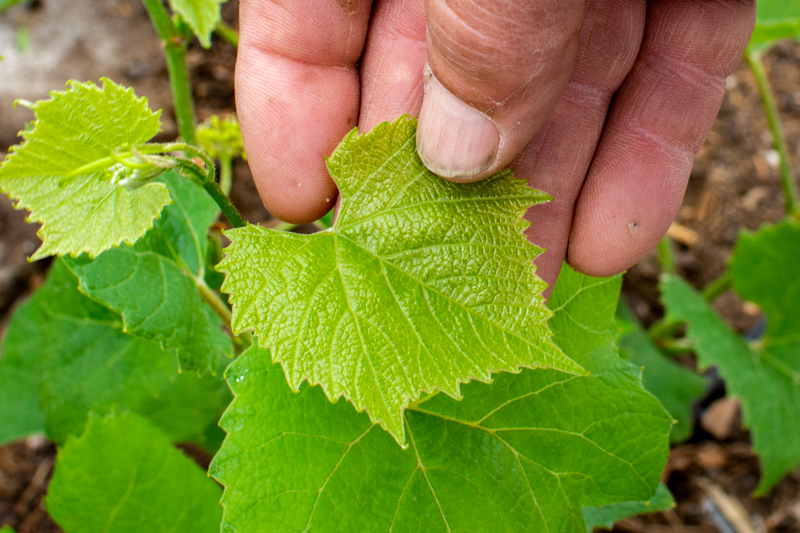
left=662, top=264, right=800, bottom=494
left=65, top=172, right=230, bottom=374
left=0, top=289, right=47, bottom=444
left=210, top=265, right=671, bottom=532
left=750, top=1, right=800, bottom=50
left=582, top=483, right=674, bottom=533
left=731, top=221, right=800, bottom=490
left=47, top=410, right=222, bottom=533
left=219, top=117, right=584, bottom=444
left=0, top=78, right=170, bottom=260
left=198, top=115, right=246, bottom=161
left=0, top=259, right=230, bottom=446
left=170, top=0, right=223, bottom=48
left=617, top=303, right=706, bottom=443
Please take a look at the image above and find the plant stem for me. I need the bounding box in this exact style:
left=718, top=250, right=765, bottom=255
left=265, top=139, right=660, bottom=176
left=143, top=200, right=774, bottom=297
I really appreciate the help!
left=197, top=279, right=251, bottom=353
left=215, top=20, right=239, bottom=47
left=141, top=0, right=197, bottom=145
left=656, top=337, right=695, bottom=356
left=746, top=48, right=798, bottom=216
left=173, top=156, right=245, bottom=228
left=703, top=271, right=733, bottom=302
left=657, top=236, right=676, bottom=275
left=219, top=155, right=232, bottom=195
left=203, top=178, right=246, bottom=228
left=648, top=319, right=683, bottom=343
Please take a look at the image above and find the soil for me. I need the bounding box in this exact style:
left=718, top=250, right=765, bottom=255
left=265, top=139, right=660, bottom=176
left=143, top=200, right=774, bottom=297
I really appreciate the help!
left=1, top=1, right=800, bottom=531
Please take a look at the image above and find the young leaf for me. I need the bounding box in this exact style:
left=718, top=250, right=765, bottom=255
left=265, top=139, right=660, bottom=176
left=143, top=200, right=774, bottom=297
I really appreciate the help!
left=0, top=79, right=170, bottom=260
left=169, top=0, right=224, bottom=48
left=0, top=259, right=230, bottom=446
left=750, top=1, right=800, bottom=50
left=210, top=265, right=672, bottom=533
left=0, top=526, right=16, bottom=533
left=617, top=303, right=706, bottom=443
left=197, top=115, right=246, bottom=161
left=582, top=483, right=675, bottom=533
left=662, top=269, right=800, bottom=494
left=219, top=117, right=584, bottom=444
left=47, top=410, right=222, bottom=533
left=65, top=172, right=230, bottom=374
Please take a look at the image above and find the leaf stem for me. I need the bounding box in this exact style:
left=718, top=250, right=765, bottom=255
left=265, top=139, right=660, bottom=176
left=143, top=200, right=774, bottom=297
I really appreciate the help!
left=656, top=236, right=676, bottom=275
left=219, top=155, right=232, bottom=195
left=215, top=20, right=238, bottom=47
left=648, top=319, right=684, bottom=343
left=746, top=48, right=798, bottom=216
left=202, top=178, right=246, bottom=228
left=197, top=279, right=251, bottom=353
left=141, top=0, right=197, bottom=145
left=703, top=271, right=733, bottom=302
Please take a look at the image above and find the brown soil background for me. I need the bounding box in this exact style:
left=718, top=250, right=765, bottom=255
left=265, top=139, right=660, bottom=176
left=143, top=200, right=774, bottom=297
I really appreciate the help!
left=1, top=1, right=800, bottom=532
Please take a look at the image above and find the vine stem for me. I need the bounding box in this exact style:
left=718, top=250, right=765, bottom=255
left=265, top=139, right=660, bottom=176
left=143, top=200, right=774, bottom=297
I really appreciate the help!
left=215, top=20, right=239, bottom=47
left=141, top=0, right=197, bottom=145
left=656, top=236, right=676, bottom=275
left=746, top=48, right=798, bottom=216
left=197, top=279, right=251, bottom=353
left=219, top=155, right=233, bottom=195
left=702, top=271, right=733, bottom=302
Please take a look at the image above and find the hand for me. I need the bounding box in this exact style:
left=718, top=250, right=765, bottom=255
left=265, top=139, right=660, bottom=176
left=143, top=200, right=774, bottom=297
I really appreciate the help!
left=235, top=0, right=755, bottom=293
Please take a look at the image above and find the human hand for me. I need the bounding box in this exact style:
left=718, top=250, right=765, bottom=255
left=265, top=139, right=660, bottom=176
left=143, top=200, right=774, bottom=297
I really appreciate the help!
left=235, top=0, right=755, bottom=293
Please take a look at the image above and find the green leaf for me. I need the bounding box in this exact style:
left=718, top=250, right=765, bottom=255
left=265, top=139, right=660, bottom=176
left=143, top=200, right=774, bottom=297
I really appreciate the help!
left=65, top=172, right=230, bottom=374
left=582, top=483, right=674, bottom=533
left=0, top=290, right=47, bottom=444
left=0, top=526, right=16, bottom=533
left=0, top=259, right=230, bottom=446
left=0, top=0, right=26, bottom=11
left=47, top=410, right=222, bottom=533
left=219, top=117, right=584, bottom=444
left=750, top=1, right=800, bottom=50
left=197, top=115, right=246, bottom=161
left=170, top=0, right=224, bottom=48
left=210, top=264, right=671, bottom=533
left=732, top=221, right=800, bottom=490
left=617, top=303, right=706, bottom=443
left=662, top=260, right=800, bottom=493
left=0, top=79, right=170, bottom=260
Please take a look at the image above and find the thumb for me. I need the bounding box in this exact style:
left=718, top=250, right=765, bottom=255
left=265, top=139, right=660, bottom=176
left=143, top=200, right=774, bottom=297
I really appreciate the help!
left=417, top=0, right=586, bottom=182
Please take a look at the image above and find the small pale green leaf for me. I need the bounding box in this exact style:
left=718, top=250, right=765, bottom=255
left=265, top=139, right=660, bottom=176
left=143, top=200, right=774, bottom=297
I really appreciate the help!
left=617, top=302, right=706, bottom=443
left=0, top=259, right=230, bottom=446
left=197, top=115, right=246, bottom=161
left=47, top=410, right=222, bottom=533
left=65, top=173, right=230, bottom=374
left=210, top=265, right=671, bottom=532
left=750, top=1, right=800, bottom=49
left=662, top=262, right=800, bottom=493
left=219, top=117, right=583, bottom=443
left=170, top=0, right=224, bottom=48
left=0, top=79, right=169, bottom=260
left=582, top=483, right=675, bottom=533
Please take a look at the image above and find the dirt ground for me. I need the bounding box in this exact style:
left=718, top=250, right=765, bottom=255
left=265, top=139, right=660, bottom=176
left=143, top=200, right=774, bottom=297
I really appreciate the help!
left=1, top=1, right=800, bottom=532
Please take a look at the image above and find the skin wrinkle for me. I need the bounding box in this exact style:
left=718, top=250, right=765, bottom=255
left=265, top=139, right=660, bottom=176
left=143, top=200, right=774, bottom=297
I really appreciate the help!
left=239, top=0, right=756, bottom=275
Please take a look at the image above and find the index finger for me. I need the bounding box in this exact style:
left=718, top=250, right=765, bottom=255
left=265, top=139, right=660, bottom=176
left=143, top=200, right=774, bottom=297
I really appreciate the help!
left=236, top=0, right=373, bottom=224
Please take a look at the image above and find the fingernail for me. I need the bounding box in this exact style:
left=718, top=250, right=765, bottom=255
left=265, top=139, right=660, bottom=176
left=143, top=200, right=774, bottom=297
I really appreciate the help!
left=417, top=76, right=499, bottom=181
